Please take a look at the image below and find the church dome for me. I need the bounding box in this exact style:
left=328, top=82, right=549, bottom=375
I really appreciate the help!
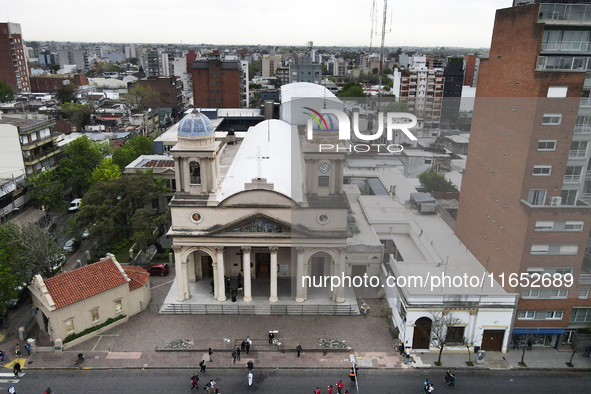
left=177, top=109, right=214, bottom=138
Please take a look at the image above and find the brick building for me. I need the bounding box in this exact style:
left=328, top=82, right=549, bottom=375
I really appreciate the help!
left=455, top=1, right=591, bottom=347
left=30, top=74, right=88, bottom=94
left=0, top=22, right=30, bottom=94
left=191, top=52, right=244, bottom=108
left=137, top=76, right=184, bottom=118
left=463, top=54, right=479, bottom=88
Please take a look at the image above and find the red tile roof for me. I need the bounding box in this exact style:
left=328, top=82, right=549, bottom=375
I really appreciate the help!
left=123, top=266, right=150, bottom=291
left=43, top=258, right=128, bottom=309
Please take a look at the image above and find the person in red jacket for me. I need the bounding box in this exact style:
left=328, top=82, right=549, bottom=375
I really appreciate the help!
left=337, top=380, right=344, bottom=394
left=315, top=388, right=321, bottom=394
left=328, top=385, right=333, bottom=394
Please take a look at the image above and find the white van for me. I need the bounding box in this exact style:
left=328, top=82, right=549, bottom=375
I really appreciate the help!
left=68, top=198, right=82, bottom=212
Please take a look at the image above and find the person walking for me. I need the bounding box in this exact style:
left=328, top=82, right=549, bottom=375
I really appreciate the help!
left=527, top=338, right=533, bottom=351
left=328, top=385, right=333, bottom=394
left=315, top=388, right=321, bottom=394
left=447, top=373, right=456, bottom=388
left=190, top=373, right=199, bottom=391
left=405, top=348, right=411, bottom=364
left=44, top=388, right=52, bottom=394
left=349, top=368, right=356, bottom=385
left=7, top=385, right=15, bottom=394
left=268, top=332, right=274, bottom=344
left=199, top=359, right=206, bottom=373
left=13, top=362, right=21, bottom=378
left=241, top=340, right=247, bottom=352
left=14, top=344, right=21, bottom=357
left=248, top=370, right=253, bottom=386
left=232, top=348, right=237, bottom=364
left=245, top=338, right=251, bottom=354
left=444, top=370, right=451, bottom=385
left=236, top=347, right=241, bottom=361
left=337, top=380, right=344, bottom=394
left=247, top=360, right=254, bottom=370
left=427, top=383, right=434, bottom=393
left=208, top=348, right=213, bottom=362
left=0, top=350, right=4, bottom=363
left=24, top=343, right=30, bottom=356
left=296, top=344, right=302, bottom=357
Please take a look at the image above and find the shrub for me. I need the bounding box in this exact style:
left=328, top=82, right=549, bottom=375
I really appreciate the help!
left=63, top=315, right=126, bottom=343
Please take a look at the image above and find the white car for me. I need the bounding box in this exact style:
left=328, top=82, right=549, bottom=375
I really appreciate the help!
left=63, top=239, right=77, bottom=253
left=68, top=198, right=82, bottom=212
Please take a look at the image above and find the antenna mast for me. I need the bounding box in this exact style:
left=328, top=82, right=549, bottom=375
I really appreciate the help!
left=379, top=0, right=388, bottom=99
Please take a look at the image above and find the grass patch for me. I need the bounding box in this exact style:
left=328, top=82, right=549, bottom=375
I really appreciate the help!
left=517, top=362, right=527, bottom=367
left=466, top=361, right=474, bottom=366
left=566, top=362, right=574, bottom=368
left=113, top=241, right=134, bottom=263
left=434, top=361, right=442, bottom=366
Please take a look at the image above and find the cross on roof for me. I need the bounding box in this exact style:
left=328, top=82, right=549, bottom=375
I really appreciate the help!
left=247, top=146, right=269, bottom=179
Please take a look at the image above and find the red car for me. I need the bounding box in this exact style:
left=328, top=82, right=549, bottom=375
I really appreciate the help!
left=146, top=263, right=169, bottom=276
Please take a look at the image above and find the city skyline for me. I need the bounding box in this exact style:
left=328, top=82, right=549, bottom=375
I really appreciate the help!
left=5, top=0, right=512, bottom=48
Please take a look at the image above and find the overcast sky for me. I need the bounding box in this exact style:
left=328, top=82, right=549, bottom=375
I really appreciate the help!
left=5, top=0, right=513, bottom=48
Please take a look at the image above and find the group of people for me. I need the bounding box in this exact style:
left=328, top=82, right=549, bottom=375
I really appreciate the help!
left=314, top=380, right=349, bottom=394
left=190, top=376, right=219, bottom=393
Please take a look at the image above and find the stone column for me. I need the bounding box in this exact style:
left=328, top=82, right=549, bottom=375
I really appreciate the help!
left=336, top=160, right=344, bottom=194
left=329, top=160, right=336, bottom=195
left=183, top=158, right=191, bottom=191
left=295, top=248, right=306, bottom=302
left=242, top=247, right=252, bottom=302
left=209, top=157, right=216, bottom=192
left=174, top=157, right=182, bottom=192
left=335, top=248, right=346, bottom=303
left=173, top=245, right=186, bottom=301
left=269, top=246, right=279, bottom=302
left=216, top=247, right=226, bottom=302
left=310, top=160, right=318, bottom=194
left=212, top=261, right=219, bottom=300
left=181, top=260, right=190, bottom=300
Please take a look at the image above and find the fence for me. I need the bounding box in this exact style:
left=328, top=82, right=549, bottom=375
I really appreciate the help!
left=157, top=303, right=355, bottom=316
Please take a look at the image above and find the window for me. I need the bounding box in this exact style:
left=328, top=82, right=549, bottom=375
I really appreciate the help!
left=318, top=176, right=330, bottom=188
left=65, top=318, right=74, bottom=333
left=518, top=310, right=535, bottom=319
left=189, top=161, right=201, bottom=185
left=522, top=289, right=540, bottom=298
left=564, top=221, right=584, bottom=231
left=528, top=189, right=547, bottom=205
left=561, top=189, right=578, bottom=205
left=114, top=299, right=123, bottom=312
left=537, top=140, right=556, bottom=151
left=533, top=165, right=552, bottom=176
left=545, top=310, right=564, bottom=320
left=530, top=244, right=549, bottom=254
left=579, top=289, right=590, bottom=299
left=564, top=166, right=583, bottom=183
left=445, top=326, right=465, bottom=344
left=91, top=308, right=100, bottom=323
left=570, top=140, right=588, bottom=158
left=547, top=86, right=568, bottom=97
left=571, top=307, right=591, bottom=322
left=559, top=245, right=579, bottom=255
left=535, top=221, right=554, bottom=231
left=425, top=158, right=432, bottom=164
left=542, top=114, right=562, bottom=125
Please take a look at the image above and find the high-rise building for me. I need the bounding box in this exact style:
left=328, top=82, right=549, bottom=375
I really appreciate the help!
left=455, top=1, right=591, bottom=346
left=57, top=46, right=89, bottom=73
left=261, top=54, right=281, bottom=78
left=0, top=22, right=30, bottom=94
left=191, top=51, right=244, bottom=108
left=441, top=58, right=464, bottom=129
left=463, top=54, right=480, bottom=87
left=288, top=55, right=322, bottom=84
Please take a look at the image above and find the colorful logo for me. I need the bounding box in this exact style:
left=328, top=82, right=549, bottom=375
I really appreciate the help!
left=303, top=107, right=331, bottom=131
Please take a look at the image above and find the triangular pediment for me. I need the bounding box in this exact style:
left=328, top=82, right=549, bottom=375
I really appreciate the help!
left=206, top=213, right=311, bottom=237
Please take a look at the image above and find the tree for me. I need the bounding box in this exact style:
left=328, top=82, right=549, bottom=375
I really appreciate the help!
left=0, top=81, right=14, bottom=102
left=56, top=84, right=78, bottom=104
left=91, top=158, right=122, bottom=184
left=123, top=84, right=159, bottom=110
left=13, top=223, right=63, bottom=279
left=383, top=68, right=393, bottom=75
left=75, top=173, right=166, bottom=240
left=0, top=223, right=23, bottom=315
left=29, top=169, right=67, bottom=211
left=112, top=135, right=155, bottom=171
left=339, top=82, right=366, bottom=98
left=418, top=171, right=459, bottom=193
left=429, top=311, right=463, bottom=365
left=131, top=208, right=158, bottom=257
left=59, top=136, right=104, bottom=196
left=371, top=67, right=379, bottom=74
left=60, top=102, right=92, bottom=129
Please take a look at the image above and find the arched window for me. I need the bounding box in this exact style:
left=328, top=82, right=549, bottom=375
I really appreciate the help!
left=190, top=161, right=201, bottom=184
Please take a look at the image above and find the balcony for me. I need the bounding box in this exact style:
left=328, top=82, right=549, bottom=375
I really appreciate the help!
left=564, top=174, right=582, bottom=183
left=21, top=133, right=59, bottom=150
left=22, top=146, right=59, bottom=166
left=536, top=56, right=591, bottom=71
left=539, top=3, right=591, bottom=24
left=574, top=124, right=591, bottom=133
left=569, top=149, right=587, bottom=159
left=581, top=98, right=591, bottom=107
left=541, top=41, right=591, bottom=53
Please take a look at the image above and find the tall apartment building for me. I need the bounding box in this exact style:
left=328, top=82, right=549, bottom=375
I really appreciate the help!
left=0, top=22, right=30, bottom=94
left=288, top=55, right=322, bottom=84
left=191, top=52, right=244, bottom=108
left=441, top=58, right=464, bottom=129
left=463, top=54, right=480, bottom=87
left=140, top=48, right=171, bottom=77
left=398, top=56, right=445, bottom=129
left=57, top=46, right=89, bottom=73
left=261, top=54, right=281, bottom=77
left=455, top=1, right=591, bottom=347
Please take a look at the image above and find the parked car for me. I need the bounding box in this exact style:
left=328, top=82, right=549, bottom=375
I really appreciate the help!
left=62, top=239, right=79, bottom=254
left=82, top=228, right=90, bottom=239
left=146, top=263, right=169, bottom=276
left=51, top=254, right=67, bottom=274
left=68, top=198, right=82, bottom=212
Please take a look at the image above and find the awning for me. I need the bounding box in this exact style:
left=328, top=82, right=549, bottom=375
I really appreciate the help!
left=512, top=328, right=565, bottom=335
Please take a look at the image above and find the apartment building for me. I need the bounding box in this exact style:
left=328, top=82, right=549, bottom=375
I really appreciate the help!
left=455, top=1, right=591, bottom=347
left=191, top=51, right=244, bottom=108
left=262, top=54, right=282, bottom=77
left=0, top=22, right=30, bottom=94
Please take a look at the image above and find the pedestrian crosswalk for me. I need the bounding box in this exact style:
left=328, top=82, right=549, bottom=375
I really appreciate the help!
left=0, top=371, right=20, bottom=384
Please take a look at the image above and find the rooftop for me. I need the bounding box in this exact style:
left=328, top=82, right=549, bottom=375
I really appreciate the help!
left=0, top=117, right=55, bottom=133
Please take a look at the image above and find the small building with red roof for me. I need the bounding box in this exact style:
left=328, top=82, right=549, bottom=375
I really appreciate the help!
left=28, top=254, right=150, bottom=346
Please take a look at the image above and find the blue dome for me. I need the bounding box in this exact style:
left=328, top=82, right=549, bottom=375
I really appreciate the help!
left=177, top=110, right=215, bottom=137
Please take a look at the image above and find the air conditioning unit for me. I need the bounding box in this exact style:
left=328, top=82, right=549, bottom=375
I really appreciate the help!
left=550, top=196, right=562, bottom=206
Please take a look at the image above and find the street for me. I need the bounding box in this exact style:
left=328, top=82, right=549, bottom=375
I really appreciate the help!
left=3, top=368, right=590, bottom=393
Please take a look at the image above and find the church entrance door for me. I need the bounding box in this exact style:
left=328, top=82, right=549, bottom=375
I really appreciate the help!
left=201, top=255, right=213, bottom=278
left=256, top=252, right=270, bottom=278
left=311, top=256, right=325, bottom=279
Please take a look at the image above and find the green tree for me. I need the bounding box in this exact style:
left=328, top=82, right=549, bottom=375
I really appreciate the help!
left=0, top=81, right=14, bottom=102
left=123, top=84, right=159, bottom=110
left=371, top=67, right=379, bottom=74
left=383, top=68, right=393, bottom=75
left=248, top=61, right=261, bottom=80
left=112, top=135, right=155, bottom=171
left=56, top=84, right=78, bottom=104
left=60, top=102, right=92, bottom=129
left=418, top=171, right=458, bottom=193
left=131, top=208, right=158, bottom=255
left=14, top=223, right=63, bottom=279
left=0, top=223, right=23, bottom=315
left=29, top=169, right=67, bottom=211
left=91, top=158, right=122, bottom=184
left=59, top=136, right=104, bottom=196
left=339, top=82, right=366, bottom=98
